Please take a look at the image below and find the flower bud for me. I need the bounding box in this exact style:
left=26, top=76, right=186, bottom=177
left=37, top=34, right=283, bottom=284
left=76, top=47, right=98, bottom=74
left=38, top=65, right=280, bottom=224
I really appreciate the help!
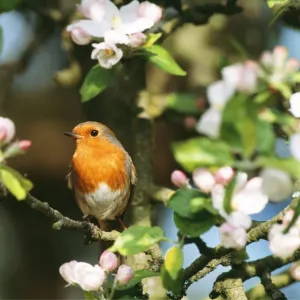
left=183, top=116, right=197, bottom=129
left=70, top=27, right=91, bottom=45
left=129, top=33, right=146, bottom=48
left=99, top=250, right=119, bottom=271
left=115, top=264, right=134, bottom=285
left=260, top=168, right=293, bottom=202
left=273, top=45, right=288, bottom=68
left=286, top=58, right=300, bottom=73
left=171, top=170, right=187, bottom=188
left=0, top=117, right=15, bottom=143
left=3, top=140, right=31, bottom=159
left=260, top=51, right=273, bottom=67
left=192, top=168, right=215, bottom=193
left=214, top=166, right=234, bottom=186
left=138, top=1, right=162, bottom=23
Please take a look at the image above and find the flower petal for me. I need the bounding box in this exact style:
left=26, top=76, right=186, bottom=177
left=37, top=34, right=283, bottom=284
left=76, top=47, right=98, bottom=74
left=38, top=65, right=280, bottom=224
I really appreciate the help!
left=207, top=80, right=235, bottom=108
left=104, top=30, right=130, bottom=45
left=195, top=108, right=222, bottom=138
left=68, top=20, right=110, bottom=37
left=289, top=92, right=300, bottom=118
left=120, top=0, right=139, bottom=23
left=290, top=133, right=300, bottom=161
left=122, top=17, right=153, bottom=34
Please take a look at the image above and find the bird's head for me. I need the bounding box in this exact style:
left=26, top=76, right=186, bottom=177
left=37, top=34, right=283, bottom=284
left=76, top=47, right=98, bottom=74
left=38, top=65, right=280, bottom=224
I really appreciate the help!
left=64, top=122, right=120, bottom=149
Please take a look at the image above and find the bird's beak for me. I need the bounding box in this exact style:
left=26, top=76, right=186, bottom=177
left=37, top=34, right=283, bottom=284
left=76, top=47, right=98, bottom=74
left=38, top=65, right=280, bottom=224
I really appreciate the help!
left=64, top=132, right=82, bottom=139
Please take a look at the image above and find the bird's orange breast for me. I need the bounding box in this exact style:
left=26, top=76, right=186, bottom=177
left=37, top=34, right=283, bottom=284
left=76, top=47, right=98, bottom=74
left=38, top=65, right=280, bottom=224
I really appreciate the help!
left=71, top=137, right=128, bottom=194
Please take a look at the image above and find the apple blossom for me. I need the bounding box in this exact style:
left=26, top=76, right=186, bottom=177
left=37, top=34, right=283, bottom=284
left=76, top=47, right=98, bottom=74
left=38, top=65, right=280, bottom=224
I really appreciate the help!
left=0, top=117, right=15, bottom=143
left=116, top=264, right=135, bottom=285
left=222, top=61, right=258, bottom=92
left=59, top=261, right=106, bottom=291
left=219, top=222, right=248, bottom=250
left=171, top=170, right=187, bottom=188
left=138, top=1, right=162, bottom=23
left=70, top=26, right=91, bottom=45
left=289, top=92, right=300, bottom=118
left=3, top=140, right=32, bottom=159
left=290, top=261, right=300, bottom=281
left=192, top=168, right=216, bottom=193
left=195, top=80, right=235, bottom=138
left=260, top=168, right=293, bottom=202
left=214, top=166, right=235, bottom=185
left=269, top=224, right=300, bottom=259
left=68, top=0, right=156, bottom=44
left=91, top=42, right=122, bottom=69
left=99, top=250, right=119, bottom=271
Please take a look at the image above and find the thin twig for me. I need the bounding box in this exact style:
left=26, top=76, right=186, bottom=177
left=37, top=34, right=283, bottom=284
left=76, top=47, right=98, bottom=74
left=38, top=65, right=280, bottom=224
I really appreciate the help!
left=260, top=271, right=287, bottom=300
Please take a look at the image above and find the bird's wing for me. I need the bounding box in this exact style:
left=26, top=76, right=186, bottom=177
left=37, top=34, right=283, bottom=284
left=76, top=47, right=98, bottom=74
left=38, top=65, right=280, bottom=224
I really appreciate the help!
left=130, top=161, right=137, bottom=185
left=66, top=162, right=73, bottom=189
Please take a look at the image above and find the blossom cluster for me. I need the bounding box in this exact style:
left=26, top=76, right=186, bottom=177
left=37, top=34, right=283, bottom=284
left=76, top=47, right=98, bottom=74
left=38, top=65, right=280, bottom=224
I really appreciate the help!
left=196, top=46, right=300, bottom=139
left=60, top=250, right=134, bottom=296
left=67, top=0, right=162, bottom=69
left=0, top=117, right=31, bottom=161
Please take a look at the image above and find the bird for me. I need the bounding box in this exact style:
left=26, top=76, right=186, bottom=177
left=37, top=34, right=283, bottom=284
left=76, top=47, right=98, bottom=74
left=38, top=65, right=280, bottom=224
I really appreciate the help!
left=64, top=121, right=137, bottom=232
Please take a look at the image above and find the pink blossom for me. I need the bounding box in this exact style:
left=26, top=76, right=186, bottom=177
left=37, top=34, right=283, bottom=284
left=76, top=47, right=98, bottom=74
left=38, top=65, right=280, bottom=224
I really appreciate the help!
left=222, top=61, right=258, bottom=92
left=99, top=250, right=119, bottom=271
left=219, top=222, right=248, bottom=250
left=0, top=117, right=15, bottom=143
left=171, top=170, right=187, bottom=188
left=269, top=224, right=300, bottom=259
left=192, top=168, right=216, bottom=193
left=59, top=260, right=78, bottom=285
left=116, top=264, right=135, bottom=285
left=18, top=140, right=31, bottom=150
left=138, top=1, right=162, bottom=23
left=70, top=26, right=91, bottom=45
left=214, top=166, right=235, bottom=185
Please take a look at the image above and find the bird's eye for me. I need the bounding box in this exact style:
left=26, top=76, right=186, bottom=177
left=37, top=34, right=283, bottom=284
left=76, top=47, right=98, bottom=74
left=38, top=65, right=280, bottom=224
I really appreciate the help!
left=90, top=130, right=99, bottom=137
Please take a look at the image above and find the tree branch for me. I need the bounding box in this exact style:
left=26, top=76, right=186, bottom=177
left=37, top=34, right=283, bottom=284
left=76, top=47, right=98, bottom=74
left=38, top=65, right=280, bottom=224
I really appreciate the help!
left=259, top=271, right=287, bottom=300
left=25, top=193, right=119, bottom=241
left=247, top=270, right=295, bottom=300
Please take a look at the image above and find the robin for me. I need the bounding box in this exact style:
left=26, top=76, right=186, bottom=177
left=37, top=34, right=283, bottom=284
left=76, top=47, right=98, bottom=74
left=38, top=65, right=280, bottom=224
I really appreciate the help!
left=64, top=121, right=137, bottom=232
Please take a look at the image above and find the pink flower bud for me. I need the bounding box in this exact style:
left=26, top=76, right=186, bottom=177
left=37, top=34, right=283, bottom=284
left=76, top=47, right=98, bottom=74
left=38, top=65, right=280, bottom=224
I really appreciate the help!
left=214, top=167, right=235, bottom=185
left=0, top=117, right=15, bottom=143
left=138, top=1, right=162, bottom=24
left=183, top=116, right=197, bottom=129
left=129, top=32, right=146, bottom=48
left=70, top=27, right=91, bottom=45
left=273, top=45, right=288, bottom=68
left=59, top=260, right=78, bottom=284
left=78, top=265, right=106, bottom=291
left=260, top=51, right=273, bottom=67
left=290, top=262, right=300, bottom=280
left=171, top=170, right=187, bottom=188
left=192, top=168, right=215, bottom=193
left=18, top=140, right=31, bottom=150
left=116, top=264, right=134, bottom=285
left=99, top=250, right=119, bottom=271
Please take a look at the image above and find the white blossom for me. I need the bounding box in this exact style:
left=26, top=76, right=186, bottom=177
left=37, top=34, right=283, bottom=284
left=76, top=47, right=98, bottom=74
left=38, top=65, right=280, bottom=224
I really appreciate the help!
left=260, top=168, right=293, bottom=202
left=192, top=168, right=216, bottom=193
left=289, top=92, right=300, bottom=118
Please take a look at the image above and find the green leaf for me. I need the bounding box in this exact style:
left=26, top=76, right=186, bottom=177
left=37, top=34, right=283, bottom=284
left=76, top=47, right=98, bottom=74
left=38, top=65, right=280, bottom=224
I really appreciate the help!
left=255, top=156, right=300, bottom=179
left=80, top=65, right=119, bottom=102
left=0, top=166, right=33, bottom=200
left=160, top=264, right=183, bottom=294
left=116, top=270, right=159, bottom=290
left=109, top=225, right=166, bottom=255
left=142, top=45, right=186, bottom=76
left=174, top=212, right=216, bottom=237
left=190, top=197, right=217, bottom=215
left=253, top=90, right=272, bottom=103
left=142, top=33, right=162, bottom=47
left=164, top=246, right=183, bottom=280
left=168, top=188, right=206, bottom=218
left=0, top=0, right=21, bottom=12
left=271, top=82, right=292, bottom=99
left=165, top=93, right=199, bottom=114
left=292, top=73, right=300, bottom=83
left=256, top=120, right=275, bottom=153
left=172, top=137, right=234, bottom=172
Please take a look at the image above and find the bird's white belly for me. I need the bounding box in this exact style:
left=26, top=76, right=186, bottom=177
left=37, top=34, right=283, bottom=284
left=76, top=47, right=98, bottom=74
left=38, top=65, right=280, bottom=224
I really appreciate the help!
left=75, top=182, right=129, bottom=220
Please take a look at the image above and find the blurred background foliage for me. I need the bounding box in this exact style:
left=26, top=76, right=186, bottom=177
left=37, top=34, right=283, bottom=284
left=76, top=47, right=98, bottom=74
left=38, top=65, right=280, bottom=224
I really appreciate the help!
left=0, top=0, right=292, bottom=298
